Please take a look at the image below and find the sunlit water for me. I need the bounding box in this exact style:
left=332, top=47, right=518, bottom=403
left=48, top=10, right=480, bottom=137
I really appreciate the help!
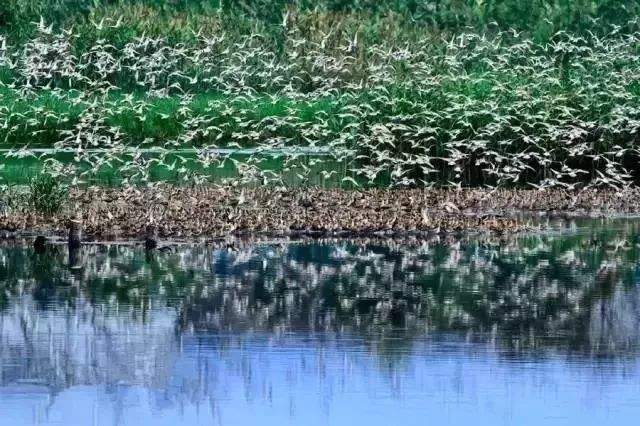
left=2, top=219, right=640, bottom=425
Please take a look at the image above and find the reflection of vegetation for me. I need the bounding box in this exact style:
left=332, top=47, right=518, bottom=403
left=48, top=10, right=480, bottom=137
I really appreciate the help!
left=1, top=220, right=640, bottom=357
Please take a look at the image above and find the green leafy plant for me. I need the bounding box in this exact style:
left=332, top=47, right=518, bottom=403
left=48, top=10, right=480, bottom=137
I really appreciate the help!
left=29, top=173, right=67, bottom=214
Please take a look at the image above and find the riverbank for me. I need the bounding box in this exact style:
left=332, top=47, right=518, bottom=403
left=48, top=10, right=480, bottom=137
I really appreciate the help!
left=1, top=186, right=639, bottom=242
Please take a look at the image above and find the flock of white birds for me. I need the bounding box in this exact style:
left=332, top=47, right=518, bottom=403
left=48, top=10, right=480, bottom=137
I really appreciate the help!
left=0, top=17, right=639, bottom=189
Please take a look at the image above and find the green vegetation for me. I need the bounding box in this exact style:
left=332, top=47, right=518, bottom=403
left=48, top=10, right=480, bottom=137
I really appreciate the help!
left=28, top=172, right=67, bottom=214
left=2, top=1, right=638, bottom=44
left=0, top=1, right=639, bottom=188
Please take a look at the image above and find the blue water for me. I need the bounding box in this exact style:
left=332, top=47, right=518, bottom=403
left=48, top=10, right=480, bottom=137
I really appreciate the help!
left=1, top=219, right=640, bottom=425
left=4, top=335, right=640, bottom=426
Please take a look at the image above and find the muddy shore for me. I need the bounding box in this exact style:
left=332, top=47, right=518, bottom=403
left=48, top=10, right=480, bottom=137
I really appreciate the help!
left=1, top=186, right=639, bottom=242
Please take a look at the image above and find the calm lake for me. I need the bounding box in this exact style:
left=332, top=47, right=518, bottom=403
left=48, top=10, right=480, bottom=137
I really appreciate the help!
left=1, top=219, right=640, bottom=425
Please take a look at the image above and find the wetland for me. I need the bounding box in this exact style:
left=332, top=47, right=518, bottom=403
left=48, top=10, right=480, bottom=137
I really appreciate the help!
left=2, top=1, right=640, bottom=424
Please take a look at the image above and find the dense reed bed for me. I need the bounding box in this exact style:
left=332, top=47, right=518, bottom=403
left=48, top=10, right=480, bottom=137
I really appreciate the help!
left=3, top=1, right=639, bottom=44
left=0, top=1, right=639, bottom=190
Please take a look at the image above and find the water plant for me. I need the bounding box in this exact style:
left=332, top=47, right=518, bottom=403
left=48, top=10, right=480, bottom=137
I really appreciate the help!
left=28, top=172, right=67, bottom=214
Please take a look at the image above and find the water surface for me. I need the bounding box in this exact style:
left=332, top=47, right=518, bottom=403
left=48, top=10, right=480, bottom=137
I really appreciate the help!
left=1, top=219, right=640, bottom=425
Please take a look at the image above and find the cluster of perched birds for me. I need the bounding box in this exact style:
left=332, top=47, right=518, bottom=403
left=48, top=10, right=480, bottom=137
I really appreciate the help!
left=4, top=184, right=640, bottom=240
left=0, top=17, right=639, bottom=190
left=0, top=185, right=524, bottom=239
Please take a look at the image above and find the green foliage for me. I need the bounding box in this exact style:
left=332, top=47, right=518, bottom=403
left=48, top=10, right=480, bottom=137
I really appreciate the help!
left=1, top=24, right=640, bottom=188
left=1, top=1, right=640, bottom=189
left=1, top=0, right=639, bottom=44
left=28, top=172, right=67, bottom=214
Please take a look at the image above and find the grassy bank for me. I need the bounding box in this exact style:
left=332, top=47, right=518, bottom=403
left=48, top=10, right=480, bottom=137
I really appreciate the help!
left=1, top=1, right=639, bottom=189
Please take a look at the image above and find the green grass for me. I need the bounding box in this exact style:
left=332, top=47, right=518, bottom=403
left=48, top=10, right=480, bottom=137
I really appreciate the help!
left=28, top=172, right=67, bottom=214
left=0, top=151, right=354, bottom=187
left=0, top=89, right=347, bottom=147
